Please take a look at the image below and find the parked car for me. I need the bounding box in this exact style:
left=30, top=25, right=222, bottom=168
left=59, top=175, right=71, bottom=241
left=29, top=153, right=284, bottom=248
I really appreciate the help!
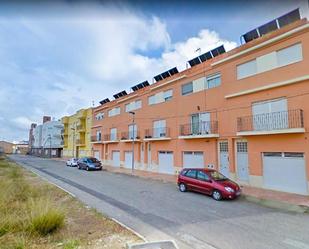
left=177, top=168, right=241, bottom=200
left=66, top=158, right=78, bottom=167
left=77, top=157, right=102, bottom=171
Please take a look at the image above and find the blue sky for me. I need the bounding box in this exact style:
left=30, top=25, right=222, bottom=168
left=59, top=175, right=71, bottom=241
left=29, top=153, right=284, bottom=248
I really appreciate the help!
left=0, top=0, right=308, bottom=142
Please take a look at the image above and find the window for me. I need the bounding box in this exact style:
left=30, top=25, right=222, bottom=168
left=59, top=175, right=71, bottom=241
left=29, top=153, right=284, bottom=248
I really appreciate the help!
left=128, top=124, right=137, bottom=139
left=125, top=100, right=142, bottom=112
left=110, top=128, right=117, bottom=141
left=108, top=107, right=120, bottom=117
left=209, top=171, right=227, bottom=181
left=237, top=59, right=257, bottom=79
left=153, top=120, right=166, bottom=137
left=163, top=89, right=173, bottom=101
left=95, top=112, right=104, bottom=120
left=182, top=82, right=193, bottom=96
left=237, top=43, right=303, bottom=80
left=148, top=95, right=155, bottom=105
left=197, top=171, right=210, bottom=181
left=96, top=130, right=101, bottom=141
left=277, top=43, right=302, bottom=67
left=206, top=73, right=221, bottom=89
left=185, top=169, right=197, bottom=178
left=148, top=89, right=173, bottom=105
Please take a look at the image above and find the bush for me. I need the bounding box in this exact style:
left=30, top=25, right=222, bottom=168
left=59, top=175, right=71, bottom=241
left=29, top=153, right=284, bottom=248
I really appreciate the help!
left=28, top=199, right=65, bottom=236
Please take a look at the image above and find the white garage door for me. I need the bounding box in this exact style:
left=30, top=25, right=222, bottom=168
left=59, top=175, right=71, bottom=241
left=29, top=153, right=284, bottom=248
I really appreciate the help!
left=112, top=151, right=120, bottom=167
left=263, top=152, right=307, bottom=195
left=183, top=151, right=204, bottom=168
left=158, top=151, right=174, bottom=174
left=124, top=151, right=133, bottom=169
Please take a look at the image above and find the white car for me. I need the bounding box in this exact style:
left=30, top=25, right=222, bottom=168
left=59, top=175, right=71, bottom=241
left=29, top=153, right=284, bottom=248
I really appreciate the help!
left=66, top=158, right=78, bottom=167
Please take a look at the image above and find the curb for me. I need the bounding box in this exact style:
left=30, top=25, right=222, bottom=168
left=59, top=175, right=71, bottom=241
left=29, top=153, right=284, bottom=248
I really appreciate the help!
left=242, top=194, right=309, bottom=213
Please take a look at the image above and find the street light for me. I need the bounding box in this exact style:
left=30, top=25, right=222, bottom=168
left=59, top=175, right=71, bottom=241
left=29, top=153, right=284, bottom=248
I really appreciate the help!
left=129, top=111, right=135, bottom=174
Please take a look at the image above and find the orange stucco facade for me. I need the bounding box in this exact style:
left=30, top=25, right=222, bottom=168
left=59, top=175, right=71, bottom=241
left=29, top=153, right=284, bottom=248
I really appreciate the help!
left=92, top=19, right=309, bottom=195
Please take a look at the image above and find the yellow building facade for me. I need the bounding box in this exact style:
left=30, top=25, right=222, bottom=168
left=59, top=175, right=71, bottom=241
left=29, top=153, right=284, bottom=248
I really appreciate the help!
left=61, top=108, right=93, bottom=158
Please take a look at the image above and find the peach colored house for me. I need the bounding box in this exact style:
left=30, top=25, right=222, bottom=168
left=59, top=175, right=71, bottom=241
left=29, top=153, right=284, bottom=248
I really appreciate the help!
left=92, top=15, right=309, bottom=195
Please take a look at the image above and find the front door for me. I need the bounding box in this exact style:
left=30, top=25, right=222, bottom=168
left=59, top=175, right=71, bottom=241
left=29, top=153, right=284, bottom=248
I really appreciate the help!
left=219, top=141, right=230, bottom=177
left=236, top=141, right=249, bottom=181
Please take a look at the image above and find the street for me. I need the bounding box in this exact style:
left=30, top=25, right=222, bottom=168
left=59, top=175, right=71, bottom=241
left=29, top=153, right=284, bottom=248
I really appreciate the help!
left=9, top=155, right=309, bottom=249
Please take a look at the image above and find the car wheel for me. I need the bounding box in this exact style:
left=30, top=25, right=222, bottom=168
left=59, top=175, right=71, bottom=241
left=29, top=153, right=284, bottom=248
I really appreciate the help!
left=179, top=183, right=187, bottom=192
left=77, top=165, right=81, bottom=170
left=86, top=166, right=89, bottom=171
left=212, top=190, right=222, bottom=201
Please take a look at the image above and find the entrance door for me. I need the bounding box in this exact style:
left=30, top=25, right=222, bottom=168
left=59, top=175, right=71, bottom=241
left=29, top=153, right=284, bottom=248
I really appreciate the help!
left=158, top=151, right=174, bottom=174
left=124, top=151, right=133, bottom=169
left=236, top=141, right=249, bottom=181
left=147, top=143, right=151, bottom=169
left=112, top=151, right=120, bottom=167
left=219, top=141, right=230, bottom=177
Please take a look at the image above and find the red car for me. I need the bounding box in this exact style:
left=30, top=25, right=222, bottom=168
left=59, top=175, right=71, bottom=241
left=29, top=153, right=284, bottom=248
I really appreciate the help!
left=177, top=168, right=241, bottom=200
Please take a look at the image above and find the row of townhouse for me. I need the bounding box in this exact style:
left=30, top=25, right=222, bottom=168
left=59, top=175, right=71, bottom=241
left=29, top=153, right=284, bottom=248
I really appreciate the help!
left=89, top=16, right=309, bottom=196
left=30, top=116, right=64, bottom=157
left=61, top=108, right=93, bottom=158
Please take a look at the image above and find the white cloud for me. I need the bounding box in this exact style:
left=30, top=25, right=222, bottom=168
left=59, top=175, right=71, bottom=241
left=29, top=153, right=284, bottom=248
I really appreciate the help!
left=0, top=3, right=237, bottom=142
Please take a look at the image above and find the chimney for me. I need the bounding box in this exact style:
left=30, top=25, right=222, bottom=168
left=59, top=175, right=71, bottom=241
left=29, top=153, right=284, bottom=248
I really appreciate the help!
left=43, top=116, right=51, bottom=123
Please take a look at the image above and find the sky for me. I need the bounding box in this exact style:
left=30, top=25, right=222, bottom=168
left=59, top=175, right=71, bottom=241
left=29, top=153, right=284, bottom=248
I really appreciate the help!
left=0, top=0, right=308, bottom=142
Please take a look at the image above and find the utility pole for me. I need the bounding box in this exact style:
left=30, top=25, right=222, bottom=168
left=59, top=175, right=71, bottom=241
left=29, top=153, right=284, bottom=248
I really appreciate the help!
left=71, top=127, right=76, bottom=158
left=129, top=111, right=135, bottom=174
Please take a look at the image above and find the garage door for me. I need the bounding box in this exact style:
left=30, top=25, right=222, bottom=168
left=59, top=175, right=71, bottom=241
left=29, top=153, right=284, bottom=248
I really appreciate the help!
left=112, top=151, right=120, bottom=167
left=183, top=151, right=204, bottom=168
left=124, top=151, right=133, bottom=169
left=94, top=151, right=100, bottom=160
left=158, top=151, right=174, bottom=174
left=263, top=152, right=307, bottom=195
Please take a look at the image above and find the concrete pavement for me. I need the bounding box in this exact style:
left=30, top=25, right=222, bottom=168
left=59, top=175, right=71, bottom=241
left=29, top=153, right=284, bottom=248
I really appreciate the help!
left=9, top=155, right=309, bottom=249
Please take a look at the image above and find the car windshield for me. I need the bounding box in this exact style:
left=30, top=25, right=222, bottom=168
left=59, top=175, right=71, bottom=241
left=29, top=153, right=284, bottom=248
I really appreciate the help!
left=209, top=171, right=227, bottom=181
left=87, top=158, right=98, bottom=163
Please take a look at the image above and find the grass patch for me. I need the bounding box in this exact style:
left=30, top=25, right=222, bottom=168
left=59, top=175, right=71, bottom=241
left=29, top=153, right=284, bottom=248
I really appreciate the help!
left=0, top=156, right=141, bottom=248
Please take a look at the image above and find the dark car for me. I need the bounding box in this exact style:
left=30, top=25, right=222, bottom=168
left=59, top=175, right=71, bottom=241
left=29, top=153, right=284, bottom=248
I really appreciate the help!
left=77, top=157, right=102, bottom=171
left=177, top=168, right=241, bottom=200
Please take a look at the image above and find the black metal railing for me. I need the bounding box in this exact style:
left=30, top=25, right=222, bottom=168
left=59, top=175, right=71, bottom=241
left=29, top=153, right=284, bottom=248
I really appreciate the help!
left=144, top=127, right=170, bottom=138
left=180, top=121, right=219, bottom=136
left=237, top=109, right=304, bottom=132
left=103, top=134, right=118, bottom=141
left=91, top=135, right=101, bottom=142
left=121, top=131, right=140, bottom=140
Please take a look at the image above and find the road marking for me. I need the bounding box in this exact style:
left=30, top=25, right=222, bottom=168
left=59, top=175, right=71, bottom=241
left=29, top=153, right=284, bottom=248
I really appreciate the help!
left=283, top=238, right=309, bottom=249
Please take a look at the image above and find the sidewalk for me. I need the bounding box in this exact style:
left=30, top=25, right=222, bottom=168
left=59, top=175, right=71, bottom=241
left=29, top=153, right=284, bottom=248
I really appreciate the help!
left=104, top=165, right=309, bottom=213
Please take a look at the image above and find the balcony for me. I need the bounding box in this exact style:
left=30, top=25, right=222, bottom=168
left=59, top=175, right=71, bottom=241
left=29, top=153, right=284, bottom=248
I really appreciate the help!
left=237, top=109, right=305, bottom=136
left=91, top=135, right=102, bottom=143
left=179, top=121, right=219, bottom=139
left=144, top=127, right=171, bottom=141
left=77, top=124, right=86, bottom=132
left=120, top=131, right=141, bottom=142
left=102, top=134, right=119, bottom=144
left=76, top=139, right=85, bottom=146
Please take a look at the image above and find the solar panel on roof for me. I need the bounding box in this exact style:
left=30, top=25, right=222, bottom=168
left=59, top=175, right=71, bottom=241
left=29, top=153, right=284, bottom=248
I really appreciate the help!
left=217, top=45, right=226, bottom=54
left=242, top=9, right=300, bottom=44
left=161, top=71, right=170, bottom=79
left=142, top=81, right=150, bottom=87
left=278, top=9, right=300, bottom=28
left=154, top=74, right=163, bottom=82
left=258, top=20, right=278, bottom=36
left=243, top=29, right=259, bottom=43
left=199, top=51, right=212, bottom=62
left=99, top=98, right=110, bottom=105
left=113, top=90, right=127, bottom=99
left=211, top=48, right=219, bottom=57
left=188, top=57, right=201, bottom=67
left=168, top=67, right=178, bottom=76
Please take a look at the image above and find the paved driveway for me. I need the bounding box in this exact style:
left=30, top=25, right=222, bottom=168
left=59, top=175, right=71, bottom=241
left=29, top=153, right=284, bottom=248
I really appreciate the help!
left=9, top=155, right=309, bottom=249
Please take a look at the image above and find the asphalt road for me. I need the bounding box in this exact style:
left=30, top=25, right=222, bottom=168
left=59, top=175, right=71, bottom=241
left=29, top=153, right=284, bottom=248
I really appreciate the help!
left=9, top=155, right=309, bottom=249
